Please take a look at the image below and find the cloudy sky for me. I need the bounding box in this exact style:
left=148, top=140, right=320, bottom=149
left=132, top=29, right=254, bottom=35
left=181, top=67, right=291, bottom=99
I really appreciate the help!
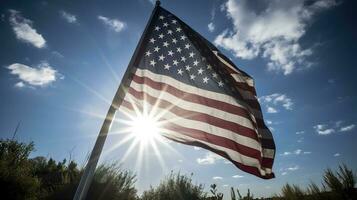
left=0, top=0, right=356, bottom=198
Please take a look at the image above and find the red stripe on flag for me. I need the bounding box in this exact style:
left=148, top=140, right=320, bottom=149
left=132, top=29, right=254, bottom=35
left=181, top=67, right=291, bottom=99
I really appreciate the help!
left=132, top=74, right=261, bottom=128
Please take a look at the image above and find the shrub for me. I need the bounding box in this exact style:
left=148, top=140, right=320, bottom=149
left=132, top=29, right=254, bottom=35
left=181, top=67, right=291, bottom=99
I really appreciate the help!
left=0, top=139, right=41, bottom=200
left=141, top=172, right=206, bottom=200
left=48, top=162, right=137, bottom=200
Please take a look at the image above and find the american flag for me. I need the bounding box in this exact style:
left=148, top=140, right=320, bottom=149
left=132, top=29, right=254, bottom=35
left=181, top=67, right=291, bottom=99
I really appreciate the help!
left=117, top=5, right=275, bottom=179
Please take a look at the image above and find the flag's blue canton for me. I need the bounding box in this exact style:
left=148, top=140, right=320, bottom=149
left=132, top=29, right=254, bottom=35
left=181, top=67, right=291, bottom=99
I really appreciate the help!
left=138, top=9, right=234, bottom=96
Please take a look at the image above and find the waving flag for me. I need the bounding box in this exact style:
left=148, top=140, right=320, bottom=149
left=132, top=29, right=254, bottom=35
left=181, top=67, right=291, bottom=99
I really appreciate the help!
left=117, top=5, right=275, bottom=179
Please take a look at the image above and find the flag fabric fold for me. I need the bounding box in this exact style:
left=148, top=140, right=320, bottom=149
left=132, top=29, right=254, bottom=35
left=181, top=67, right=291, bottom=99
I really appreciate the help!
left=117, top=5, right=276, bottom=179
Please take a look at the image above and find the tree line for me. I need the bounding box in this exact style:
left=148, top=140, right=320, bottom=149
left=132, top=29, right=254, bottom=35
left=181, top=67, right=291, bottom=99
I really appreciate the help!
left=0, top=139, right=356, bottom=200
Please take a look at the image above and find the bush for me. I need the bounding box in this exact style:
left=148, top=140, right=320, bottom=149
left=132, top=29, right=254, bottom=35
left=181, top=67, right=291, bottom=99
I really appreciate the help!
left=279, top=164, right=356, bottom=200
left=323, top=164, right=356, bottom=199
left=48, top=162, right=137, bottom=200
left=0, top=139, right=41, bottom=200
left=141, top=172, right=206, bottom=200
left=281, top=184, right=304, bottom=200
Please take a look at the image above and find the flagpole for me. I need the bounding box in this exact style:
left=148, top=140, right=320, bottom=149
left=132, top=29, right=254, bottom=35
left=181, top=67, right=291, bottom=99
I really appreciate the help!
left=73, top=1, right=161, bottom=200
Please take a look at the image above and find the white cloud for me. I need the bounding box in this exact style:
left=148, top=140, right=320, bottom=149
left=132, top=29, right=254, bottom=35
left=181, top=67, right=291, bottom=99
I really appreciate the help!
left=281, top=172, right=287, bottom=176
left=212, top=176, right=223, bottom=180
left=197, top=152, right=223, bottom=165
left=15, top=81, right=25, bottom=88
left=208, top=22, right=215, bottom=32
left=224, top=160, right=231, bottom=164
left=60, top=11, right=77, bottom=23
left=314, top=124, right=335, bottom=135
left=214, top=0, right=337, bottom=75
left=98, top=15, right=126, bottom=32
left=266, top=106, right=278, bottom=113
left=297, top=137, right=304, bottom=143
left=334, top=153, right=340, bottom=157
left=281, top=149, right=310, bottom=156
left=335, top=120, right=343, bottom=127
left=211, top=6, right=216, bottom=20
left=193, top=147, right=201, bottom=150
left=266, top=120, right=273, bottom=125
left=294, top=149, right=302, bottom=155
left=314, top=121, right=354, bottom=135
left=223, top=184, right=229, bottom=187
left=260, top=93, right=293, bottom=113
left=339, top=124, right=355, bottom=132
left=287, top=165, right=299, bottom=171
left=281, top=152, right=291, bottom=156
left=232, top=174, right=244, bottom=178
left=52, top=51, right=64, bottom=58
left=9, top=9, right=46, bottom=48
left=7, top=62, right=61, bottom=87
left=296, top=131, right=305, bottom=135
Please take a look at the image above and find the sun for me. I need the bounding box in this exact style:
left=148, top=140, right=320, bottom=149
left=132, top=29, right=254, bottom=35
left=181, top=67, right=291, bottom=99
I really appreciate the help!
left=130, top=114, right=161, bottom=145
left=95, top=98, right=184, bottom=174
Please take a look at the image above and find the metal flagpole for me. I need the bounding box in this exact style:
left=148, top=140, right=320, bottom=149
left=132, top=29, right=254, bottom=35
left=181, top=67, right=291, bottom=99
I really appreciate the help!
left=73, top=1, right=161, bottom=199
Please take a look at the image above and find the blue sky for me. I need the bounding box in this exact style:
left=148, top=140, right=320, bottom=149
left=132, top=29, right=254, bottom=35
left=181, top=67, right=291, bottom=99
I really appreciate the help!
left=0, top=0, right=356, bottom=198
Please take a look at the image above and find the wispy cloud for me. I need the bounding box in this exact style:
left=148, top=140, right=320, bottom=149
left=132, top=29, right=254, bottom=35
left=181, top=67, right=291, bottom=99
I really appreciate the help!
left=193, top=147, right=201, bottom=150
left=260, top=93, right=293, bottom=113
left=207, top=5, right=216, bottom=33
left=281, top=152, right=291, bottom=156
left=9, top=9, right=46, bottom=48
left=294, top=149, right=302, bottom=155
left=339, top=124, right=355, bottom=132
left=15, top=81, right=25, bottom=88
left=197, top=152, right=223, bottom=165
left=214, top=0, right=338, bottom=75
left=60, top=11, right=77, bottom=23
left=208, top=22, right=215, bottom=32
left=296, top=131, right=305, bottom=135
left=232, top=174, right=244, bottom=178
left=210, top=6, right=216, bottom=21
left=267, top=106, right=278, bottom=113
left=287, top=165, right=299, bottom=171
left=52, top=51, right=64, bottom=58
left=281, top=149, right=311, bottom=156
left=333, top=153, right=341, bottom=157
left=98, top=15, right=126, bottom=32
left=297, top=137, right=304, bottom=143
left=314, top=121, right=354, bottom=135
left=281, top=165, right=299, bottom=175
left=314, top=124, right=335, bottom=135
left=212, top=176, right=223, bottom=180
left=7, top=62, right=62, bottom=88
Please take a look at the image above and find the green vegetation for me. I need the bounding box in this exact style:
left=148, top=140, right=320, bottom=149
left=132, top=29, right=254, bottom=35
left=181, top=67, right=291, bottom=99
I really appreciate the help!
left=278, top=164, right=357, bottom=200
left=141, top=172, right=206, bottom=200
left=0, top=139, right=137, bottom=200
left=0, top=139, right=356, bottom=200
